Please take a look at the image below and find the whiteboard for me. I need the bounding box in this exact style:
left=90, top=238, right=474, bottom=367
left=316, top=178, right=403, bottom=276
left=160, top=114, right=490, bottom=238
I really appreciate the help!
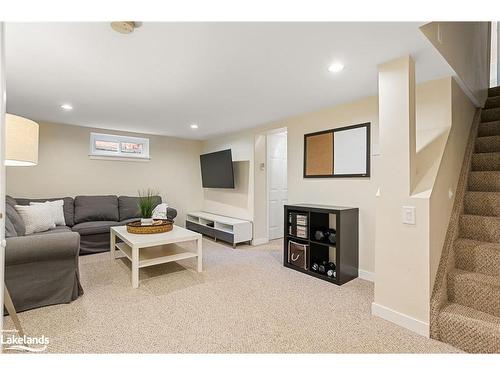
left=333, top=126, right=368, bottom=175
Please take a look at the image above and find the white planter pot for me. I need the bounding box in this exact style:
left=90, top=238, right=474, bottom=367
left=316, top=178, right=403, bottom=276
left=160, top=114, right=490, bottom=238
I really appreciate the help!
left=141, top=218, right=154, bottom=226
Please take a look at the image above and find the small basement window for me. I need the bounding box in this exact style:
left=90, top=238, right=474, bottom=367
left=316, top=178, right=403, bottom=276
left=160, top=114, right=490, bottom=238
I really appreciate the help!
left=89, top=132, right=150, bottom=160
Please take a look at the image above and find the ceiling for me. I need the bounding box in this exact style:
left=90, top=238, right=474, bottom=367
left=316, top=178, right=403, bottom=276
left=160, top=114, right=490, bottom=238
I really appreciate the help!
left=5, top=22, right=452, bottom=140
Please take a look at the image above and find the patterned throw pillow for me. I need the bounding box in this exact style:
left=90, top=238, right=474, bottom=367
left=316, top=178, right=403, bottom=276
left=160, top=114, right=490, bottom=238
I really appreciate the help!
left=14, top=204, right=56, bottom=235
left=30, top=200, right=66, bottom=226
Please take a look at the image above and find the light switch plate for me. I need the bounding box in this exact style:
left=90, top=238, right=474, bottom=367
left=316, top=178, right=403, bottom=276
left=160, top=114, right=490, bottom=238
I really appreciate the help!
left=402, top=206, right=416, bottom=225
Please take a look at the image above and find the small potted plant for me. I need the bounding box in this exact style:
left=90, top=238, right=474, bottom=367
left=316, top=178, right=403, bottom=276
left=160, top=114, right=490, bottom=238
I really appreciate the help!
left=138, top=189, right=158, bottom=225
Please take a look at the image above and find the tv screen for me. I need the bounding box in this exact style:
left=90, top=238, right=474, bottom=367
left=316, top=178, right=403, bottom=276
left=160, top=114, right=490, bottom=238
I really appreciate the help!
left=200, top=149, right=235, bottom=188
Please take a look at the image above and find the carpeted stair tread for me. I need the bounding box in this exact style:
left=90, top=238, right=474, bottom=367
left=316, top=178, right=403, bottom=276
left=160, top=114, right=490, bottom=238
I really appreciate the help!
left=464, top=191, right=500, bottom=216
left=447, top=269, right=500, bottom=317
left=475, top=135, right=500, bottom=153
left=437, top=303, right=500, bottom=353
left=459, top=214, right=500, bottom=242
left=471, top=152, right=500, bottom=171
left=454, top=238, right=500, bottom=277
left=489, top=86, right=500, bottom=97
left=478, top=121, right=500, bottom=137
left=481, top=107, right=500, bottom=123
left=468, top=171, right=500, bottom=191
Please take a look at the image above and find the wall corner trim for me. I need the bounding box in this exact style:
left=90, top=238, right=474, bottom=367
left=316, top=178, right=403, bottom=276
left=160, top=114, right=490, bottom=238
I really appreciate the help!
left=371, top=302, right=430, bottom=337
left=251, top=238, right=269, bottom=246
left=358, top=269, right=375, bottom=282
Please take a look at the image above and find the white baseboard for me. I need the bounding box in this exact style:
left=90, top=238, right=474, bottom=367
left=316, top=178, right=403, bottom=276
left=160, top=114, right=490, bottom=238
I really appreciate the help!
left=358, top=269, right=374, bottom=282
left=371, top=302, right=429, bottom=337
left=251, top=238, right=269, bottom=246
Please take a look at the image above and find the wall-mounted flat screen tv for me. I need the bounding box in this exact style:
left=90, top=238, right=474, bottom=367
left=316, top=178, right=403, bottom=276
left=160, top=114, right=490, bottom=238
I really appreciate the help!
left=200, top=149, right=235, bottom=188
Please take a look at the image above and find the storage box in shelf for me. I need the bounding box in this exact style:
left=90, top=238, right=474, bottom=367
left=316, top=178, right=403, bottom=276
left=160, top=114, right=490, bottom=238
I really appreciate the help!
left=288, top=241, right=308, bottom=269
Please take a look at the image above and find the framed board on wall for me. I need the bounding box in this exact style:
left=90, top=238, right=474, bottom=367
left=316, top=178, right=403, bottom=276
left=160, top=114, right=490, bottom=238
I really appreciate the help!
left=303, top=122, right=370, bottom=178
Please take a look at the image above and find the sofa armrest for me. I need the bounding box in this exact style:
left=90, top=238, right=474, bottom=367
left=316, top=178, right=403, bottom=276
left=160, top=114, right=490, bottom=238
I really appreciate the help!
left=167, top=207, right=177, bottom=220
left=5, top=232, right=80, bottom=266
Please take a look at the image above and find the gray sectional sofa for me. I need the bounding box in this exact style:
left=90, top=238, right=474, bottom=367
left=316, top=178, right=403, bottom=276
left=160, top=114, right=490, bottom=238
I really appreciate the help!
left=5, top=195, right=177, bottom=312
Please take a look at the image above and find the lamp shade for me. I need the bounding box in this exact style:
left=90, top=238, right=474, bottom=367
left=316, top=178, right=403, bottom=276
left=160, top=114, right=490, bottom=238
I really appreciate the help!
left=5, top=114, right=39, bottom=166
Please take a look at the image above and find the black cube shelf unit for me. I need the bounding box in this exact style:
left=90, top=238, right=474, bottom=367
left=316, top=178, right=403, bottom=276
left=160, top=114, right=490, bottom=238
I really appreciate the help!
left=284, top=204, right=359, bottom=285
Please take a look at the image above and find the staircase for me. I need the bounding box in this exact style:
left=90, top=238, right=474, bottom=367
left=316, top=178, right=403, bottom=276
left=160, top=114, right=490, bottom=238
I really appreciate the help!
left=433, top=86, right=500, bottom=353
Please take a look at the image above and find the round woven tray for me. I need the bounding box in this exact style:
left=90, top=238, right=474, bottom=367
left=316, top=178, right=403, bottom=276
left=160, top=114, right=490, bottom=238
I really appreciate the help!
left=126, top=219, right=174, bottom=234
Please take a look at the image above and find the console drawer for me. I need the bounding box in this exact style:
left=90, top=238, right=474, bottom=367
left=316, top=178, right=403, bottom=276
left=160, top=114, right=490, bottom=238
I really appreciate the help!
left=214, top=229, right=234, bottom=244
left=186, top=220, right=215, bottom=237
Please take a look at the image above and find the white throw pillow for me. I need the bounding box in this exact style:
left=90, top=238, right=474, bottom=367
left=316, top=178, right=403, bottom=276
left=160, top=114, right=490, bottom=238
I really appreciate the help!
left=30, top=200, right=66, bottom=226
left=14, top=204, right=56, bottom=235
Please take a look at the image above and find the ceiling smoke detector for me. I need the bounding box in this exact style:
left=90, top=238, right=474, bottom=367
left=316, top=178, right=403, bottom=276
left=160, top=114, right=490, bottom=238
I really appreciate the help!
left=110, top=22, right=141, bottom=34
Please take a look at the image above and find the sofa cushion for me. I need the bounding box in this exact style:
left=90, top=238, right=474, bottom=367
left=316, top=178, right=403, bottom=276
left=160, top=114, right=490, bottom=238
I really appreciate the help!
left=26, top=225, right=72, bottom=236
left=118, top=195, right=162, bottom=221
left=74, top=195, right=118, bottom=224
left=72, top=221, right=120, bottom=236
left=6, top=198, right=26, bottom=237
left=16, top=197, right=75, bottom=227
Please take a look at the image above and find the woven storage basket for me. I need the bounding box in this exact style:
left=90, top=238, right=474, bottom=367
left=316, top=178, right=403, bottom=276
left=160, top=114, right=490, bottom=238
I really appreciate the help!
left=126, top=219, right=173, bottom=234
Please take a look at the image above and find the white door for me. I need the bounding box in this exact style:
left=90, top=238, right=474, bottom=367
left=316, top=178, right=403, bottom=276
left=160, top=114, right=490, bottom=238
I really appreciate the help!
left=0, top=22, right=6, bottom=347
left=267, top=130, right=287, bottom=240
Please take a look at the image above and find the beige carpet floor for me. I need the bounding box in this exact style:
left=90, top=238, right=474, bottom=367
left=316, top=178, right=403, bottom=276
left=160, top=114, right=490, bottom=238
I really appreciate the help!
left=4, top=238, right=460, bottom=353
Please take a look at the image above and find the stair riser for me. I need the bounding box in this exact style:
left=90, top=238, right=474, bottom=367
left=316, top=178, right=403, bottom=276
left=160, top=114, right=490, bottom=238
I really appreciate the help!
left=478, top=121, right=500, bottom=137
left=475, top=136, right=500, bottom=153
left=485, top=96, right=500, bottom=109
left=482, top=108, right=500, bottom=123
left=468, top=172, right=500, bottom=191
left=448, top=274, right=500, bottom=317
left=455, top=242, right=500, bottom=277
left=464, top=192, right=500, bottom=216
left=459, top=216, right=500, bottom=243
left=471, top=153, right=500, bottom=172
left=489, top=86, right=500, bottom=97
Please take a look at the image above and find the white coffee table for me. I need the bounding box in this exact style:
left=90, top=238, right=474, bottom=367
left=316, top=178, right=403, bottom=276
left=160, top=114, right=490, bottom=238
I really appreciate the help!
left=110, top=225, right=202, bottom=288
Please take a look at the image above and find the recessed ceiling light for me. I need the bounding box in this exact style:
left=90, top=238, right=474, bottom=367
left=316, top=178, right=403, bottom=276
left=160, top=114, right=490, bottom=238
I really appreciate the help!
left=328, top=62, right=344, bottom=73
left=190, top=124, right=199, bottom=129
left=110, top=21, right=141, bottom=34
left=60, top=104, right=73, bottom=111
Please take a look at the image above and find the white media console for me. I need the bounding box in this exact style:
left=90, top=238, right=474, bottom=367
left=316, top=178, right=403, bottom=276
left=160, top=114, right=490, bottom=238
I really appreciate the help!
left=186, top=211, right=253, bottom=248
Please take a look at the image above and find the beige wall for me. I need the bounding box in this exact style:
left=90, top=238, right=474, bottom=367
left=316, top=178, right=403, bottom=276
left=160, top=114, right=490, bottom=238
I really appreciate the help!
left=202, top=130, right=255, bottom=221
left=373, top=57, right=431, bottom=332
left=373, top=57, right=476, bottom=335
left=414, top=78, right=452, bottom=194
left=429, top=79, right=476, bottom=289
left=6, top=121, right=204, bottom=225
left=420, top=22, right=491, bottom=106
